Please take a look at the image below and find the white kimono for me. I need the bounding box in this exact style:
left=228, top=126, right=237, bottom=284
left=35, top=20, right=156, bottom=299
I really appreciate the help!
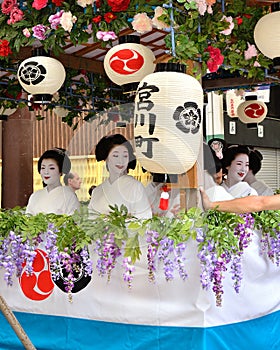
left=221, top=181, right=258, bottom=198
left=88, top=175, right=152, bottom=219
left=26, top=186, right=80, bottom=215
left=250, top=180, right=274, bottom=196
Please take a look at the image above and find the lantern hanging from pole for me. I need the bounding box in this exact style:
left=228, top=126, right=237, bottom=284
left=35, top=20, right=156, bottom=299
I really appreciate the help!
left=17, top=48, right=66, bottom=104
left=134, top=63, right=203, bottom=175
left=254, top=2, right=280, bottom=69
left=237, top=95, right=267, bottom=128
left=104, top=35, right=156, bottom=90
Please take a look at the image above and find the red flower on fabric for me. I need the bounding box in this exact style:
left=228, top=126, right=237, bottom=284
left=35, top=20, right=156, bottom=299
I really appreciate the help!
left=1, top=0, right=16, bottom=15
left=32, top=0, right=48, bottom=10
left=52, top=0, right=63, bottom=6
left=92, top=15, right=102, bottom=24
left=104, top=12, right=117, bottom=23
left=107, top=0, right=130, bottom=12
left=205, top=46, right=224, bottom=73
left=0, top=40, right=12, bottom=57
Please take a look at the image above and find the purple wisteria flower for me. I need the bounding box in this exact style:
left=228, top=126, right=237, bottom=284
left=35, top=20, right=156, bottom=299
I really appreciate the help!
left=95, top=233, right=122, bottom=282
left=0, top=231, right=37, bottom=286
left=146, top=230, right=159, bottom=282
left=122, top=256, right=135, bottom=289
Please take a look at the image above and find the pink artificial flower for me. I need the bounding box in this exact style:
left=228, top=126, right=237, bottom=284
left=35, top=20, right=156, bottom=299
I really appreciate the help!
left=23, top=28, right=31, bottom=38
left=220, top=16, right=234, bottom=35
left=32, top=24, right=49, bottom=40
left=244, top=43, right=258, bottom=60
left=253, top=61, right=261, bottom=67
left=32, top=0, right=48, bottom=10
left=7, top=6, right=24, bottom=24
left=96, top=31, right=117, bottom=41
left=49, top=10, right=64, bottom=30
left=195, top=0, right=207, bottom=16
left=152, top=6, right=169, bottom=30
left=1, top=0, right=16, bottom=15
left=132, top=13, right=153, bottom=34
left=60, top=11, right=77, bottom=32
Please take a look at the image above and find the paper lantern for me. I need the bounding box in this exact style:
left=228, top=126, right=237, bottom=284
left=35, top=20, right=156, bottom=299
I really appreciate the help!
left=104, top=35, right=156, bottom=88
left=17, top=50, right=66, bottom=104
left=0, top=107, right=17, bottom=116
left=134, top=63, right=203, bottom=174
left=254, top=3, right=280, bottom=69
left=237, top=96, right=267, bottom=128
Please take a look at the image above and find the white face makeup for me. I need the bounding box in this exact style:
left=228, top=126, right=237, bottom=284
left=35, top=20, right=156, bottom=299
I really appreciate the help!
left=40, top=158, right=61, bottom=190
left=107, top=145, right=129, bottom=179
left=227, top=153, right=249, bottom=185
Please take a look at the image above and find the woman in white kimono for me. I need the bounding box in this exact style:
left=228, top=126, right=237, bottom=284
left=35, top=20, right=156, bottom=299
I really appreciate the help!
left=88, top=134, right=152, bottom=219
left=221, top=145, right=258, bottom=198
left=26, top=148, right=80, bottom=215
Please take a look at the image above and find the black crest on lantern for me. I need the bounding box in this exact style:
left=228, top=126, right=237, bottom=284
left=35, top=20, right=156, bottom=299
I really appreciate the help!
left=173, top=102, right=201, bottom=134
left=18, top=61, right=47, bottom=86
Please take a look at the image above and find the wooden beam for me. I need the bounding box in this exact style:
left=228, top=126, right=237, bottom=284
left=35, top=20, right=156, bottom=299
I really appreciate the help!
left=15, top=47, right=106, bottom=75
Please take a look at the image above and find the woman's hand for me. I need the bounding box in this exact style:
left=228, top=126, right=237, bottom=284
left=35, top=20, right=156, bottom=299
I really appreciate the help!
left=199, top=187, right=212, bottom=211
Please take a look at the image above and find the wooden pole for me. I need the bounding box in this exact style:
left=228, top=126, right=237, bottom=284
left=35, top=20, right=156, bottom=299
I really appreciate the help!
left=0, top=295, right=36, bottom=350
left=1, top=104, right=33, bottom=208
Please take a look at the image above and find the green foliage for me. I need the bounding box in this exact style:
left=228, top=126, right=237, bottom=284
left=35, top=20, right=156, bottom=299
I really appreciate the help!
left=253, top=210, right=280, bottom=239
left=200, top=209, right=245, bottom=257
left=0, top=205, right=278, bottom=265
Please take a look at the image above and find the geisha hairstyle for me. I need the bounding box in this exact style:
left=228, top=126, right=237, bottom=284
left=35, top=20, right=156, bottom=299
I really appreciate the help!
left=222, top=145, right=250, bottom=174
left=95, top=134, right=136, bottom=171
left=37, top=148, right=71, bottom=175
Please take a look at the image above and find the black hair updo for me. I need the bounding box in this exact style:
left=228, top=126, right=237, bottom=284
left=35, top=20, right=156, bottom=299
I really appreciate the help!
left=95, top=134, right=136, bottom=171
left=37, top=148, right=71, bottom=175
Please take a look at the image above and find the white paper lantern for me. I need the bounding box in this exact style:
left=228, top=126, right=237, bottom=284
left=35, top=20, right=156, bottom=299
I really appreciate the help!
left=104, top=35, right=155, bottom=87
left=17, top=54, right=66, bottom=104
left=237, top=96, right=267, bottom=126
left=254, top=3, right=280, bottom=69
left=0, top=107, right=17, bottom=116
left=134, top=63, right=203, bottom=174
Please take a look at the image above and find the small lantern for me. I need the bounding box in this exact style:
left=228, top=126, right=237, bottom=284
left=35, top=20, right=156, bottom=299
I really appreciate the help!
left=254, top=3, right=280, bottom=69
left=134, top=63, right=203, bottom=174
left=104, top=35, right=156, bottom=90
left=17, top=49, right=66, bottom=104
left=237, top=95, right=267, bottom=128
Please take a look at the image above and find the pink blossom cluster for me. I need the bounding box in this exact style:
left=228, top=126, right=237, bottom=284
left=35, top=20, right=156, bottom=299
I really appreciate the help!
left=1, top=0, right=23, bottom=24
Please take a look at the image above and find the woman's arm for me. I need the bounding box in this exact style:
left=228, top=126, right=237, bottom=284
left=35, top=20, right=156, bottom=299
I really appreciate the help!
left=200, top=187, right=280, bottom=213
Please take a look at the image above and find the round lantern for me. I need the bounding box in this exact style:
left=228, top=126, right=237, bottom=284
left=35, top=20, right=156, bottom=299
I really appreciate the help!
left=254, top=3, right=280, bottom=69
left=17, top=49, right=66, bottom=104
left=237, top=95, right=267, bottom=128
left=134, top=63, right=203, bottom=174
left=0, top=107, right=17, bottom=116
left=104, top=35, right=156, bottom=89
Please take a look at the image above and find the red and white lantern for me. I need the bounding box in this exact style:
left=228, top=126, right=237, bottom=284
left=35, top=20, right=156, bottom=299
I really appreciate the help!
left=134, top=63, right=203, bottom=174
left=237, top=95, right=267, bottom=127
left=104, top=35, right=156, bottom=87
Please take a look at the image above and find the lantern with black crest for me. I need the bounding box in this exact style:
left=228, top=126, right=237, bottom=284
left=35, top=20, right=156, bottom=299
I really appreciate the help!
left=134, top=63, right=203, bottom=175
left=17, top=48, right=66, bottom=104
